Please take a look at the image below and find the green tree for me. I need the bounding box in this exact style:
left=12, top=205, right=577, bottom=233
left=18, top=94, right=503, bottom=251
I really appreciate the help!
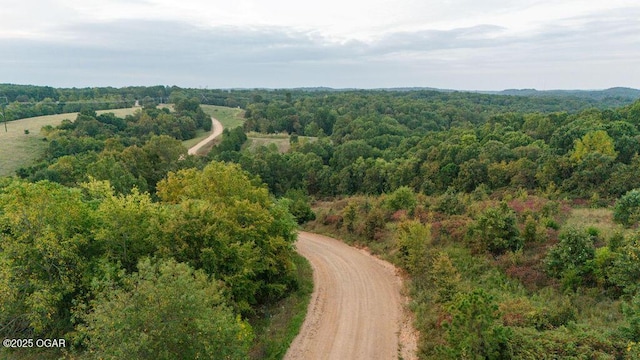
left=93, top=186, right=164, bottom=272
left=454, top=159, right=488, bottom=193
left=140, top=135, right=189, bottom=191
left=156, top=162, right=298, bottom=311
left=466, top=202, right=522, bottom=255
left=385, top=186, right=417, bottom=213
left=570, top=130, right=617, bottom=162
left=87, top=155, right=148, bottom=194
left=442, top=289, right=511, bottom=359
left=0, top=180, right=93, bottom=337
left=283, top=189, right=316, bottom=224
left=396, top=220, right=431, bottom=277
left=545, top=227, right=596, bottom=281
left=429, top=252, right=461, bottom=303
left=342, top=201, right=358, bottom=233
left=609, top=234, right=640, bottom=295
left=77, top=258, right=252, bottom=360
left=621, top=293, right=640, bottom=343
left=614, top=189, right=640, bottom=227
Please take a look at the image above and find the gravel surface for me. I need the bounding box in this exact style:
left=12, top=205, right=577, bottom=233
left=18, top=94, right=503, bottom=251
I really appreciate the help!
left=187, top=117, right=223, bottom=155
left=285, top=231, right=418, bottom=360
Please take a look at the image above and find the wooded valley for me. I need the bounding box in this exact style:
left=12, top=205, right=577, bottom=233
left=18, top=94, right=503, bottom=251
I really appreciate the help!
left=2, top=84, right=640, bottom=358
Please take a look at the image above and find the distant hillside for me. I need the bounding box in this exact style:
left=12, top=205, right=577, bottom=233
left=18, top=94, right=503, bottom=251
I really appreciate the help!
left=489, top=87, right=640, bottom=100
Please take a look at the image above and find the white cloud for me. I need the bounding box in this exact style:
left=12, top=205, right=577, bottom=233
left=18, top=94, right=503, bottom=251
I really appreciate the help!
left=0, top=0, right=638, bottom=89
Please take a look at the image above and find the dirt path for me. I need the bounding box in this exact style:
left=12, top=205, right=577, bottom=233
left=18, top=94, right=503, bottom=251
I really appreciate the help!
left=187, top=117, right=223, bottom=155
left=185, top=120, right=417, bottom=358
left=285, top=231, right=417, bottom=360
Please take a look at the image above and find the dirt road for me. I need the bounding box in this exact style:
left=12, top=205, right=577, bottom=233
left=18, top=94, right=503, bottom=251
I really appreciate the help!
left=285, top=232, right=417, bottom=360
left=186, top=119, right=417, bottom=358
left=187, top=117, right=223, bottom=155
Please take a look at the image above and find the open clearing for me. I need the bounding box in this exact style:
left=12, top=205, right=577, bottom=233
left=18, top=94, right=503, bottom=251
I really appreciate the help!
left=0, top=107, right=139, bottom=177
left=201, top=104, right=244, bottom=129
left=246, top=132, right=292, bottom=153
left=181, top=105, right=245, bottom=150
left=245, top=132, right=319, bottom=153
left=564, top=207, right=626, bottom=238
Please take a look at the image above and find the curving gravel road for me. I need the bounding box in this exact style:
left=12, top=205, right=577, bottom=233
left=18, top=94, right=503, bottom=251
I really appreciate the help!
left=187, top=121, right=417, bottom=359
left=187, top=117, right=223, bottom=155
left=286, top=232, right=417, bottom=360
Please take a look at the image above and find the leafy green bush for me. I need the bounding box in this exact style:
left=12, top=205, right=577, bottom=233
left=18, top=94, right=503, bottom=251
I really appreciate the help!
left=621, top=293, right=640, bottom=343
left=435, top=188, right=466, bottom=215
left=396, top=220, right=432, bottom=277
left=441, top=289, right=512, bottom=359
left=283, top=189, right=316, bottom=224
left=609, top=234, right=640, bottom=296
left=466, top=202, right=522, bottom=255
left=385, top=186, right=417, bottom=213
left=364, top=208, right=386, bottom=240
left=509, top=326, right=623, bottom=359
left=614, top=189, right=640, bottom=227
left=77, top=258, right=252, bottom=360
left=545, top=227, right=595, bottom=281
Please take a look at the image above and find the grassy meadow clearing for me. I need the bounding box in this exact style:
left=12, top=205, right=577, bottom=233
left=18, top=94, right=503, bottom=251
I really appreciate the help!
left=201, top=104, right=245, bottom=129
left=246, top=132, right=293, bottom=153
left=244, top=132, right=320, bottom=153
left=0, top=107, right=139, bottom=177
left=181, top=104, right=246, bottom=150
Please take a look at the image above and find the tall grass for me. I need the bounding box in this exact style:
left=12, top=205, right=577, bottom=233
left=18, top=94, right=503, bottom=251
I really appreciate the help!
left=564, top=207, right=627, bottom=240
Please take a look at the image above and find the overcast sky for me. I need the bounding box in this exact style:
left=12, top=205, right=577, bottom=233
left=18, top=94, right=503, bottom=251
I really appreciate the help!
left=1, top=0, right=638, bottom=90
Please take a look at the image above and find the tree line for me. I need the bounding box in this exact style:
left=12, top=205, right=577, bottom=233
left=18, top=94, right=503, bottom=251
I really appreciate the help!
left=5, top=84, right=640, bottom=358
left=1, top=98, right=301, bottom=359
left=210, top=88, right=640, bottom=358
left=211, top=91, right=640, bottom=202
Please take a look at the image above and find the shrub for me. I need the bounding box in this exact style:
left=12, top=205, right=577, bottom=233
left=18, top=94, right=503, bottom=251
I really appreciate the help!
left=441, top=289, right=512, bottom=359
left=435, top=188, right=466, bottom=215
left=466, top=202, right=522, bottom=255
left=609, top=234, right=640, bottom=295
left=283, top=189, right=316, bottom=224
left=385, top=186, right=417, bottom=213
left=545, top=227, right=595, bottom=280
left=364, top=208, right=386, bottom=240
left=342, top=201, right=358, bottom=233
left=621, top=293, right=640, bottom=343
left=76, top=258, right=253, bottom=360
left=614, top=189, right=640, bottom=227
left=396, top=220, right=432, bottom=278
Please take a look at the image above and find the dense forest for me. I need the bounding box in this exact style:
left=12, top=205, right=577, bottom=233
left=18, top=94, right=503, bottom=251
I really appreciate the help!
left=208, top=89, right=640, bottom=358
left=3, top=84, right=640, bottom=358
left=0, top=92, right=306, bottom=359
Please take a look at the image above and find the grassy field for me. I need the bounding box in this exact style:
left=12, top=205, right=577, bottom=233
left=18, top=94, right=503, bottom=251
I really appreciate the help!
left=181, top=105, right=246, bottom=150
left=0, top=108, right=139, bottom=177
left=201, top=104, right=245, bottom=129
left=181, top=129, right=210, bottom=149
left=564, top=207, right=627, bottom=239
left=0, top=105, right=245, bottom=177
left=246, top=132, right=292, bottom=153
left=245, top=132, right=319, bottom=154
